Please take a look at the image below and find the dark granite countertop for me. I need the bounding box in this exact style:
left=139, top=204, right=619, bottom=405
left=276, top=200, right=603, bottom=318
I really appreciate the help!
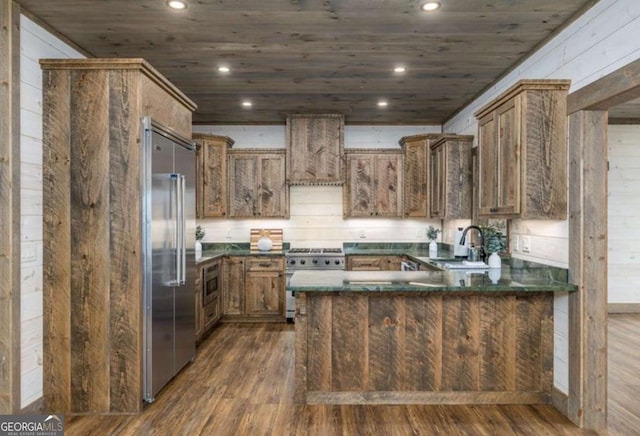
left=292, top=242, right=576, bottom=293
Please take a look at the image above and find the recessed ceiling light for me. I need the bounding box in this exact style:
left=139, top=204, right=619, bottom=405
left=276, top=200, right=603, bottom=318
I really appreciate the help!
left=377, top=100, right=388, bottom=108
left=167, top=1, right=187, bottom=10
left=420, top=2, right=441, bottom=12
left=218, top=66, right=230, bottom=73
left=242, top=101, right=253, bottom=108
left=394, top=66, right=407, bottom=73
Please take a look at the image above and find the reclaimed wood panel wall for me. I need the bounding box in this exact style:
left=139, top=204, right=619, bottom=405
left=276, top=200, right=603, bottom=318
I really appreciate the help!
left=296, top=292, right=553, bottom=405
left=0, top=0, right=21, bottom=414
left=41, top=59, right=195, bottom=415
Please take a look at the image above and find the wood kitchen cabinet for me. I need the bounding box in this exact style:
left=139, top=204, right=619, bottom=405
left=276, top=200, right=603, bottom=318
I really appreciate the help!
left=286, top=114, right=345, bottom=185
left=228, top=149, right=288, bottom=218
left=195, top=266, right=204, bottom=340
left=475, top=80, right=570, bottom=219
left=245, top=256, right=285, bottom=318
left=194, top=133, right=234, bottom=218
left=223, top=256, right=245, bottom=316
left=222, top=255, right=285, bottom=321
left=429, top=135, right=473, bottom=219
left=41, top=59, right=195, bottom=414
left=346, top=255, right=405, bottom=271
left=344, top=149, right=403, bottom=217
left=399, top=133, right=441, bottom=217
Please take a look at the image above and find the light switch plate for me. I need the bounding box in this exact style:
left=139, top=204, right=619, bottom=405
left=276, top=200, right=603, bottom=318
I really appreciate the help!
left=521, top=236, right=531, bottom=253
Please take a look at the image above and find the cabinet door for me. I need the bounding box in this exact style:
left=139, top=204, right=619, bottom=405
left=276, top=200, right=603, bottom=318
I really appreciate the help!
left=381, top=256, right=403, bottom=271
left=245, top=270, right=283, bottom=316
left=430, top=144, right=445, bottom=218
left=345, top=154, right=375, bottom=217
left=478, top=113, right=498, bottom=215
left=403, top=141, right=428, bottom=217
left=228, top=155, right=258, bottom=217
left=223, top=257, right=245, bottom=315
left=495, top=99, right=521, bottom=215
left=374, top=155, right=403, bottom=217
left=258, top=154, right=287, bottom=218
left=198, top=140, right=228, bottom=218
left=287, top=115, right=344, bottom=184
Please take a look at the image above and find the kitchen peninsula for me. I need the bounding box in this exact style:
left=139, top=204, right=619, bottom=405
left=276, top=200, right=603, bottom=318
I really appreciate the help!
left=290, top=260, right=576, bottom=406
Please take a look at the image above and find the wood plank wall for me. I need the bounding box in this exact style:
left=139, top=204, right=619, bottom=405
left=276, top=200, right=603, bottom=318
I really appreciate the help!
left=296, top=292, right=553, bottom=405
left=0, top=0, right=21, bottom=414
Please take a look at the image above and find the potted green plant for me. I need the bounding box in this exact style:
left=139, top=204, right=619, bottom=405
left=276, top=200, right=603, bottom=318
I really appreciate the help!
left=195, top=225, right=205, bottom=259
left=481, top=224, right=505, bottom=268
left=427, top=225, right=441, bottom=258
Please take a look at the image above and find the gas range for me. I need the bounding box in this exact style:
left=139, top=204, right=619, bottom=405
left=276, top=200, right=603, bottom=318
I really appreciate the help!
left=285, top=247, right=345, bottom=323
left=285, top=247, right=345, bottom=270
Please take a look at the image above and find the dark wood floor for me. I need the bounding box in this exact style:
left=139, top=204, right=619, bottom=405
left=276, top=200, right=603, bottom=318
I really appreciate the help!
left=65, top=315, right=640, bottom=435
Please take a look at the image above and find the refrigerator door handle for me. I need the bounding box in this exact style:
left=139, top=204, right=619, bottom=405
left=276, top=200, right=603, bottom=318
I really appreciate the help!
left=179, top=174, right=186, bottom=285
left=170, top=173, right=181, bottom=286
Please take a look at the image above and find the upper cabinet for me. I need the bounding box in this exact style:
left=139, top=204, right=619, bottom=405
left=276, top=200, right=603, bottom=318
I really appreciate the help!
left=475, top=80, right=570, bottom=219
left=399, top=133, right=441, bottom=218
left=194, top=133, right=234, bottom=218
left=228, top=149, right=288, bottom=218
left=429, top=135, right=473, bottom=219
left=286, top=114, right=345, bottom=185
left=344, top=149, right=403, bottom=218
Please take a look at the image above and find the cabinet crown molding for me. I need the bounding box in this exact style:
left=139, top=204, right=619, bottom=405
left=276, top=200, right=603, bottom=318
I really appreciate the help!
left=474, top=79, right=571, bottom=119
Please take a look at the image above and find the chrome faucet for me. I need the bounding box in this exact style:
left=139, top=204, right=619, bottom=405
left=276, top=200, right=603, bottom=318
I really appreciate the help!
left=459, top=225, right=485, bottom=262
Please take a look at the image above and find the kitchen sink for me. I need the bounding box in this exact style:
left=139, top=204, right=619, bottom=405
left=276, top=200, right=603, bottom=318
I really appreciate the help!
left=415, top=257, right=489, bottom=271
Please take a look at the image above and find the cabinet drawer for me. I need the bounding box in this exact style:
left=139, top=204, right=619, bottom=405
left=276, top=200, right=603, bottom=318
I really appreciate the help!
left=347, top=256, right=382, bottom=270
left=246, top=256, right=284, bottom=271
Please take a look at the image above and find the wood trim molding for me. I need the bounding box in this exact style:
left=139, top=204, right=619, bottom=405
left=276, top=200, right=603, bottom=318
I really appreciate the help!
left=0, top=0, right=21, bottom=414
left=568, top=58, right=640, bottom=114
left=552, top=387, right=569, bottom=416
left=567, top=110, right=608, bottom=429
left=608, top=303, right=640, bottom=314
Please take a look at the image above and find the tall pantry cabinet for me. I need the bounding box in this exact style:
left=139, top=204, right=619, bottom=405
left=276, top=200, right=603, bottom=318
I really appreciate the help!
left=41, top=59, right=196, bottom=415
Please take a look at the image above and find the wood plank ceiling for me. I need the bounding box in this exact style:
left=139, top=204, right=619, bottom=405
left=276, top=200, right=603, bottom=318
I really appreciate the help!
left=17, top=0, right=596, bottom=125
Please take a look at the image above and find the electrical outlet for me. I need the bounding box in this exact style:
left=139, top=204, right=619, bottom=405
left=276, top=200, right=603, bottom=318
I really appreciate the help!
left=521, top=236, right=531, bottom=253
left=359, top=229, right=366, bottom=239
left=512, top=235, right=519, bottom=252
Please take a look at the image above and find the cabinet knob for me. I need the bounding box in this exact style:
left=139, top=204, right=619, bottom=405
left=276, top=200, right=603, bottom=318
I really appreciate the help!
left=490, top=207, right=498, bottom=213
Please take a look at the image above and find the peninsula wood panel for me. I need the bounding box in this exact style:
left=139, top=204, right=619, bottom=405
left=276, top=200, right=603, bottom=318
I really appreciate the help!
left=286, top=114, right=344, bottom=185
left=296, top=291, right=554, bottom=405
left=41, top=59, right=195, bottom=414
left=0, top=0, right=20, bottom=414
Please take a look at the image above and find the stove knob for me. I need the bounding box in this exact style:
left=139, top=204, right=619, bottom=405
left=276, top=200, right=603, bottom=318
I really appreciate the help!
left=325, top=259, right=330, bottom=265
left=334, top=260, right=341, bottom=265
left=300, top=259, right=306, bottom=265
left=290, top=259, right=296, bottom=265
left=313, top=259, right=318, bottom=264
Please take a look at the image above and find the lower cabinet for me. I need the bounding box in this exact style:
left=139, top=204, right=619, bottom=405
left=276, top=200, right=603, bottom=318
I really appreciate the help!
left=346, top=255, right=404, bottom=271
left=196, top=257, right=223, bottom=344
left=223, top=255, right=285, bottom=322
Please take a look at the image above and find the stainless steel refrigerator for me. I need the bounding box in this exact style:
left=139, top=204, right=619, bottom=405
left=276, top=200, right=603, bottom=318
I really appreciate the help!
left=141, top=117, right=196, bottom=403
